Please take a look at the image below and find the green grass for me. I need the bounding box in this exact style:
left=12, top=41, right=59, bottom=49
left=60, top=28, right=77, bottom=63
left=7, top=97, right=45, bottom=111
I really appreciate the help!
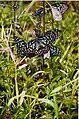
left=0, top=1, right=78, bottom=119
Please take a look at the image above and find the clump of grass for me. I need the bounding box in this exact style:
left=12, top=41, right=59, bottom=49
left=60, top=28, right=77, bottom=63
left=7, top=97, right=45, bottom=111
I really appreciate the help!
left=0, top=1, right=78, bottom=119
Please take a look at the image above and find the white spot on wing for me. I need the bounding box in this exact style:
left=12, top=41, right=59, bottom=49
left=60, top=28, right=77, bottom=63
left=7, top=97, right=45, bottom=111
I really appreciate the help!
left=44, top=50, right=50, bottom=59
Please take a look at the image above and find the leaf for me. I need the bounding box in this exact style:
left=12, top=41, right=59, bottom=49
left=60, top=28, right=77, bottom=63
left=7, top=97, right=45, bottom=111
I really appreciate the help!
left=38, top=98, right=54, bottom=107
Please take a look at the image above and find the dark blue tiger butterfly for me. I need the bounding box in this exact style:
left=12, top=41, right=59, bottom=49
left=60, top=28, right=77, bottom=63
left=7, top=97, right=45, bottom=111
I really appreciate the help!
left=15, top=29, right=61, bottom=59
left=33, top=3, right=68, bottom=21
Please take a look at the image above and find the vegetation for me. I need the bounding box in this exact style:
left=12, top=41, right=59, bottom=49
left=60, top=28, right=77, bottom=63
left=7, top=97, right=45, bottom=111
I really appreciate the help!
left=0, top=1, right=78, bottom=119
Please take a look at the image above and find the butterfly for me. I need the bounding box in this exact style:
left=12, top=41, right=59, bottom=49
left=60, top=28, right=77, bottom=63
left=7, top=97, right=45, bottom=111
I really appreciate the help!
left=33, top=3, right=68, bottom=21
left=14, top=29, right=61, bottom=58
left=48, top=3, right=68, bottom=21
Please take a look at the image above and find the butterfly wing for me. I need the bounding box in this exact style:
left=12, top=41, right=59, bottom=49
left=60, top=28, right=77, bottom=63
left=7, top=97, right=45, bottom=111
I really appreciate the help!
left=56, top=3, right=68, bottom=15
left=15, top=37, right=48, bottom=58
left=43, top=45, right=60, bottom=58
left=51, top=3, right=68, bottom=21
left=38, top=29, right=62, bottom=44
left=51, top=7, right=62, bottom=21
left=50, top=45, right=60, bottom=56
left=15, top=37, right=28, bottom=58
